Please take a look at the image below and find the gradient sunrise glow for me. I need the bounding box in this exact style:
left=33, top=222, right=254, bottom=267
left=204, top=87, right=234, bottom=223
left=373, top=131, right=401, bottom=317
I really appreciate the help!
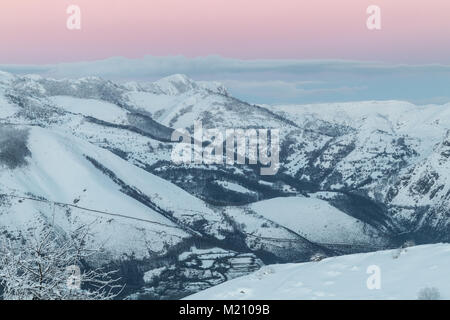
left=0, top=0, right=449, bottom=64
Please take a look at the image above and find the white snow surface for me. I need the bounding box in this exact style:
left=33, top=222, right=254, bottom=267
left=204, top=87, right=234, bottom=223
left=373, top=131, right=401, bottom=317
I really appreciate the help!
left=49, top=96, right=130, bottom=124
left=187, top=243, right=450, bottom=300
left=249, top=196, right=382, bottom=245
left=225, top=196, right=385, bottom=246
left=0, top=126, right=200, bottom=259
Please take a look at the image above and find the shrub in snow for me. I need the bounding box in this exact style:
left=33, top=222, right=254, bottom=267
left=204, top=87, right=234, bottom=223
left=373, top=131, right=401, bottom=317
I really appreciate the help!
left=0, top=221, right=122, bottom=300
left=255, top=267, right=275, bottom=280
left=417, top=287, right=441, bottom=300
left=392, top=248, right=402, bottom=259
left=310, top=253, right=327, bottom=262
left=392, top=242, right=414, bottom=259
left=401, top=240, right=416, bottom=248
left=0, top=126, right=31, bottom=169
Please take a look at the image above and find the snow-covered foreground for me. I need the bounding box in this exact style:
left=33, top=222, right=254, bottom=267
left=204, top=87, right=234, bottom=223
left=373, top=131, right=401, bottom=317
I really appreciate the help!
left=187, top=244, right=450, bottom=300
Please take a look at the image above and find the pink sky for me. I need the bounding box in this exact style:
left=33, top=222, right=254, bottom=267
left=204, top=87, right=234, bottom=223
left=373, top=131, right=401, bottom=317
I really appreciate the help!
left=1, top=0, right=450, bottom=64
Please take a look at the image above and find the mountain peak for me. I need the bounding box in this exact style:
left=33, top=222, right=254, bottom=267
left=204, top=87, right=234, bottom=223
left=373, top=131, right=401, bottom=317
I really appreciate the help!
left=160, top=73, right=192, bottom=83
left=126, top=74, right=228, bottom=96
left=151, top=74, right=197, bottom=95
left=0, top=70, right=15, bottom=83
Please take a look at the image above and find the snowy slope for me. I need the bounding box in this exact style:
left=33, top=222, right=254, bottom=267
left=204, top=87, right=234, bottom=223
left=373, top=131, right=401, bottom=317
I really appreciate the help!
left=0, top=126, right=191, bottom=260
left=187, top=243, right=450, bottom=300
left=49, top=96, right=129, bottom=124
left=228, top=196, right=385, bottom=245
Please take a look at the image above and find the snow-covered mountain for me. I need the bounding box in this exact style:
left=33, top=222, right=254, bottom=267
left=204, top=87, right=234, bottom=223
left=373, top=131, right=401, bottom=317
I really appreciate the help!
left=186, top=243, right=450, bottom=300
left=0, top=70, right=448, bottom=299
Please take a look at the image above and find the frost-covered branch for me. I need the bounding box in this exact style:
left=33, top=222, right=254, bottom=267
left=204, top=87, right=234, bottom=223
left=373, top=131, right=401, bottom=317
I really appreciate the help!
left=0, top=221, right=123, bottom=300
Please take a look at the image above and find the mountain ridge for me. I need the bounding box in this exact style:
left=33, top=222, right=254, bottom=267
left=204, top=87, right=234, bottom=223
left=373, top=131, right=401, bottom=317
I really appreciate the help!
left=0, top=70, right=448, bottom=298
